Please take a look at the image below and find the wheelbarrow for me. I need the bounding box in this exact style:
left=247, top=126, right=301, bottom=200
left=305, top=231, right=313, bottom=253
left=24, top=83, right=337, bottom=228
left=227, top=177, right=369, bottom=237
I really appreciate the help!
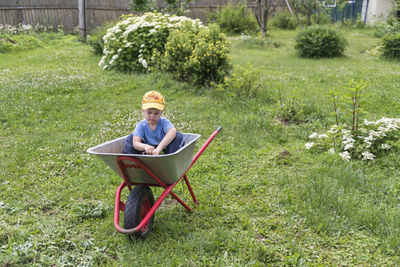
left=87, top=127, right=221, bottom=239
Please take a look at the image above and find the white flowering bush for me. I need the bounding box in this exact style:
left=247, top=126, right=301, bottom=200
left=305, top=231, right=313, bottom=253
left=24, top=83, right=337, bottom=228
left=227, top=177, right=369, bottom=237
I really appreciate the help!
left=98, top=12, right=203, bottom=72
left=305, top=118, right=400, bottom=162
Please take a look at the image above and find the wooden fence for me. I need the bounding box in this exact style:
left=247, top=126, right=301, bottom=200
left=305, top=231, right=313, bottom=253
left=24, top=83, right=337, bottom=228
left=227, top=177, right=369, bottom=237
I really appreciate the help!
left=0, top=0, right=131, bottom=32
left=0, top=0, right=286, bottom=32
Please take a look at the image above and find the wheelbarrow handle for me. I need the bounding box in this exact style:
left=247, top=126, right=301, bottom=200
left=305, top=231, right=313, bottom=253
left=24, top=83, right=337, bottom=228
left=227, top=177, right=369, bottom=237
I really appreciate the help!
left=184, top=126, right=222, bottom=174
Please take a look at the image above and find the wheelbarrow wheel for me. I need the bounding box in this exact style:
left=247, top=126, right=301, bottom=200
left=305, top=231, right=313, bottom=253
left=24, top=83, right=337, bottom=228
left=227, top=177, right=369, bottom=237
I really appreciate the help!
left=124, top=185, right=155, bottom=240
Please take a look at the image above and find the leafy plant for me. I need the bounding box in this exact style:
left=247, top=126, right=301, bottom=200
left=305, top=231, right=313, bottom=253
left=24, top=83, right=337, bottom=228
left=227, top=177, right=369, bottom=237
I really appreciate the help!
left=271, top=11, right=298, bottom=30
left=305, top=80, right=400, bottom=162
left=99, top=12, right=203, bottom=72
left=275, top=85, right=309, bottom=124
left=381, top=32, right=400, bottom=60
left=306, top=118, right=400, bottom=161
left=215, top=63, right=262, bottom=99
left=374, top=20, right=400, bottom=38
left=87, top=21, right=118, bottom=55
left=211, top=4, right=258, bottom=35
left=161, top=23, right=231, bottom=85
left=295, top=25, right=347, bottom=58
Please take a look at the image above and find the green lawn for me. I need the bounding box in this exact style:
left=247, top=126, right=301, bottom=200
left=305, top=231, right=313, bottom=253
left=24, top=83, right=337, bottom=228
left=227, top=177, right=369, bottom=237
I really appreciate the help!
left=1, top=29, right=400, bottom=266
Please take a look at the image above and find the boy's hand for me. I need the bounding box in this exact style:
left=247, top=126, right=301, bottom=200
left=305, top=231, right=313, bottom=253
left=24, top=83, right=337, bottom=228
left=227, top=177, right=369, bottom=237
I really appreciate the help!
left=152, top=147, right=162, bottom=155
left=144, top=144, right=155, bottom=155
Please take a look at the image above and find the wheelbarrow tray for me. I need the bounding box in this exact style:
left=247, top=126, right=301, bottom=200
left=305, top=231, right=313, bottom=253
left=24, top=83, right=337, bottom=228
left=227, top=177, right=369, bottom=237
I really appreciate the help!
left=87, top=133, right=201, bottom=185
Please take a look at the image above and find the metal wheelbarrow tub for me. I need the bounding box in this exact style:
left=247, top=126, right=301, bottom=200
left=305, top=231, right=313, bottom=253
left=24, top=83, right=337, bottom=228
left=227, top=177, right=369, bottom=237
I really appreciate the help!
left=87, top=133, right=201, bottom=185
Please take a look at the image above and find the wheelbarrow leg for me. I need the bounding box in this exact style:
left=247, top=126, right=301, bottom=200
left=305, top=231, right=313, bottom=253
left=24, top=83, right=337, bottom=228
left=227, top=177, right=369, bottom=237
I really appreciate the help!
left=183, top=174, right=197, bottom=205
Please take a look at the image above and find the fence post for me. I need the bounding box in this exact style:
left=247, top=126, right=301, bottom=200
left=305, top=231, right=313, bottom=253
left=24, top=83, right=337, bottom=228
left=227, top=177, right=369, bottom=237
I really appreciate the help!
left=78, top=0, right=86, bottom=40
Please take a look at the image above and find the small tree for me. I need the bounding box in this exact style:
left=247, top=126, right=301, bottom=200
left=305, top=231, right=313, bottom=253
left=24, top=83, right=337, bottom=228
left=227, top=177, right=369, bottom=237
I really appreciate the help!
left=253, top=0, right=276, bottom=37
left=287, top=0, right=325, bottom=27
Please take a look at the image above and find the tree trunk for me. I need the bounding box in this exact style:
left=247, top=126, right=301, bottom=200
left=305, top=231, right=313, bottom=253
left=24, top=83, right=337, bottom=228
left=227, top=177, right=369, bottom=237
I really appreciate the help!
left=341, top=7, right=346, bottom=25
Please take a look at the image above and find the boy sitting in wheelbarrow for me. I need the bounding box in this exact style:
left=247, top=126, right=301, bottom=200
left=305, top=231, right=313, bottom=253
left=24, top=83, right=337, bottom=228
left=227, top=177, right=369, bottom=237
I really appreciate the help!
left=123, top=91, right=184, bottom=155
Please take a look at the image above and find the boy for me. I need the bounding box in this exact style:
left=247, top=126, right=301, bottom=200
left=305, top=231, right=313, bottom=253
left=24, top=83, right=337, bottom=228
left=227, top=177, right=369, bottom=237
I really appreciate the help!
left=123, top=91, right=184, bottom=155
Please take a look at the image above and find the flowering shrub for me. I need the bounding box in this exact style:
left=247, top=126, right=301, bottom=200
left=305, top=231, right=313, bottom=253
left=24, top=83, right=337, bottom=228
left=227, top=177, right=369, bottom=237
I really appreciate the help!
left=305, top=118, right=400, bottom=161
left=161, top=23, right=231, bottom=85
left=98, top=12, right=202, bottom=72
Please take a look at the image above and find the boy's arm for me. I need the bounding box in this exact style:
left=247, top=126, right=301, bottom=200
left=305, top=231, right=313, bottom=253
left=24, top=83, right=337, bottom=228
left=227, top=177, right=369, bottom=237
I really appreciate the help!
left=153, top=128, right=177, bottom=155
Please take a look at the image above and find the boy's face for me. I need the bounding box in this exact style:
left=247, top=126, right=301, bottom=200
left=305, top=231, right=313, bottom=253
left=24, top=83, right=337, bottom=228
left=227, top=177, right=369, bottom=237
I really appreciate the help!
left=143, top=108, right=163, bottom=124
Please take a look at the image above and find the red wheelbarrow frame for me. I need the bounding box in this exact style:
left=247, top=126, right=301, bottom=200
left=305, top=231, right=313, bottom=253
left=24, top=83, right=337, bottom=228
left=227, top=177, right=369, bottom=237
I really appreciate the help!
left=114, top=127, right=222, bottom=234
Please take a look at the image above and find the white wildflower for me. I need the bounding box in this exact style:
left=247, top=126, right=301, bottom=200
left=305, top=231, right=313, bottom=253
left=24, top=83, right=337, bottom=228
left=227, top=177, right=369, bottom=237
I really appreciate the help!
left=149, top=29, right=157, bottom=34
left=344, top=143, right=354, bottom=150
left=328, top=148, right=335, bottom=154
left=339, top=151, right=351, bottom=161
left=98, top=56, right=105, bottom=67
left=381, top=144, right=391, bottom=150
left=309, top=132, right=318, bottom=139
left=305, top=142, right=314, bottom=150
left=362, top=151, right=375, bottom=161
left=328, top=126, right=338, bottom=134
left=142, top=59, right=148, bottom=68
left=318, top=134, right=328, bottom=138
left=140, top=44, right=145, bottom=48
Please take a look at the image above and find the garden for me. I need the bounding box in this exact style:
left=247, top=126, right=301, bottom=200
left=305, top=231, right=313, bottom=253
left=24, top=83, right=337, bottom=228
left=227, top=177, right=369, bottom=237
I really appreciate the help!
left=1, top=5, right=400, bottom=266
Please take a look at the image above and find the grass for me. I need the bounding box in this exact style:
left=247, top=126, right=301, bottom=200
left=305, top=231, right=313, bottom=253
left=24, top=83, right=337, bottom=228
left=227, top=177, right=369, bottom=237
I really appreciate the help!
left=1, top=28, right=400, bottom=265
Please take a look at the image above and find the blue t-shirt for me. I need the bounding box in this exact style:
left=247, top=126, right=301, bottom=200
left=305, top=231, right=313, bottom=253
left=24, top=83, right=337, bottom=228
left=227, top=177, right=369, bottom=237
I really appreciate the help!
left=133, top=117, right=174, bottom=146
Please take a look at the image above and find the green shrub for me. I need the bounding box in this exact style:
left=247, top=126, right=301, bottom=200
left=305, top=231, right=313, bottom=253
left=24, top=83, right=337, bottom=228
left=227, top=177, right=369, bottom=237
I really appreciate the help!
left=162, top=24, right=231, bottom=85
left=374, top=21, right=400, bottom=38
left=295, top=25, right=347, bottom=58
left=211, top=4, right=258, bottom=35
left=99, top=12, right=203, bottom=72
left=215, top=63, right=261, bottom=99
left=313, top=11, right=332, bottom=25
left=271, top=12, right=297, bottom=30
left=381, top=32, right=400, bottom=60
left=87, top=21, right=118, bottom=55
left=0, top=33, right=14, bottom=53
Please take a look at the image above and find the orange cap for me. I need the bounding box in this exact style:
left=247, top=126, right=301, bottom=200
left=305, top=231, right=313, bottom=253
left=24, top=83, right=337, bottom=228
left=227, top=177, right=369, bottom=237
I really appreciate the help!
left=142, top=91, right=165, bottom=111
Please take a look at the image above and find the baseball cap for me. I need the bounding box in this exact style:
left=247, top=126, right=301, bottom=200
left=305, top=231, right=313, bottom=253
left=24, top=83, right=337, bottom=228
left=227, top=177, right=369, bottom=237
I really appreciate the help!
left=142, top=91, right=165, bottom=111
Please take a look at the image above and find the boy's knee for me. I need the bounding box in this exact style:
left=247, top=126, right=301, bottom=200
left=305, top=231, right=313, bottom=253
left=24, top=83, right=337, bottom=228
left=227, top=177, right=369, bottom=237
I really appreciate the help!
left=123, top=134, right=135, bottom=154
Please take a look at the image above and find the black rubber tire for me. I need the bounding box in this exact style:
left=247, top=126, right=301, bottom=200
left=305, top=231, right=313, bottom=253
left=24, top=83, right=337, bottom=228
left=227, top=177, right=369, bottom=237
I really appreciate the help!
left=124, top=185, right=155, bottom=240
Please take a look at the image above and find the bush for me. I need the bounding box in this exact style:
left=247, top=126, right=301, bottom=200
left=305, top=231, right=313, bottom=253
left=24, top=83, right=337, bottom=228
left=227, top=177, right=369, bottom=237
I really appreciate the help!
left=98, top=12, right=203, bottom=72
left=211, top=4, right=258, bottom=35
left=306, top=118, right=400, bottom=161
left=161, top=23, right=231, bottom=85
left=374, top=20, right=400, bottom=38
left=215, top=63, right=261, bottom=99
left=87, top=21, right=118, bottom=55
left=271, top=12, right=297, bottom=30
left=381, top=32, right=400, bottom=60
left=295, top=25, right=347, bottom=58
